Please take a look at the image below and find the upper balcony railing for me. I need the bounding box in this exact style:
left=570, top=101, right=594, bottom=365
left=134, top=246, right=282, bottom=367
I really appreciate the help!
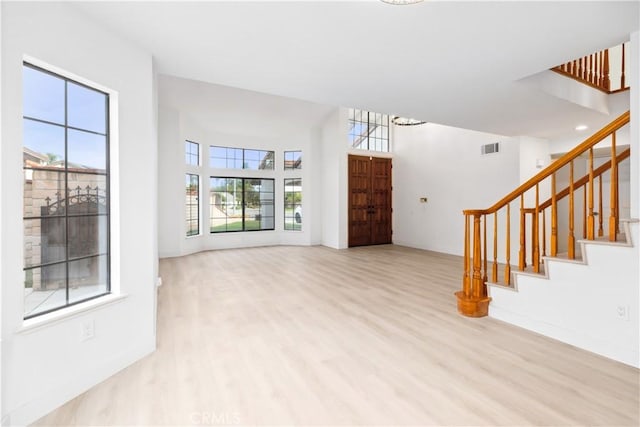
left=552, top=43, right=629, bottom=94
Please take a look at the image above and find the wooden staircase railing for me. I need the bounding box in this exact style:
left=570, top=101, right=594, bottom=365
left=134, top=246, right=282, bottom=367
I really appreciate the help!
left=455, top=111, right=630, bottom=317
left=552, top=43, right=628, bottom=94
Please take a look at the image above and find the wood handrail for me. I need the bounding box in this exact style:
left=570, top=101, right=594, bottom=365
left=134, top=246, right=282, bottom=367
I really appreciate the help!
left=463, top=111, right=629, bottom=216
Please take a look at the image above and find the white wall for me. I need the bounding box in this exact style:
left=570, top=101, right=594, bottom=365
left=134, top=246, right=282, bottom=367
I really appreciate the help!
left=549, top=90, right=630, bottom=156
left=393, top=123, right=520, bottom=257
left=0, top=2, right=4, bottom=424
left=157, top=105, right=324, bottom=258
left=1, top=3, right=157, bottom=425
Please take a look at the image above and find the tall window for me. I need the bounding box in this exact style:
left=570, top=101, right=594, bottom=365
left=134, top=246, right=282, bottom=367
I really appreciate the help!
left=209, top=146, right=275, bottom=170
left=186, top=174, right=200, bottom=236
left=23, top=63, right=110, bottom=319
left=349, top=108, right=390, bottom=152
left=284, top=178, right=302, bottom=231
left=210, top=178, right=274, bottom=232
left=185, top=140, right=199, bottom=166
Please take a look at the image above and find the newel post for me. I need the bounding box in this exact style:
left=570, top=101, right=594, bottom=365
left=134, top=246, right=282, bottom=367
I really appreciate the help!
left=455, top=211, right=491, bottom=317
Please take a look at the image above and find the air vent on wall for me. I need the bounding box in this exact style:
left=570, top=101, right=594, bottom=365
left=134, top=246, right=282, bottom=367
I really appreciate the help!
left=481, top=142, right=500, bottom=155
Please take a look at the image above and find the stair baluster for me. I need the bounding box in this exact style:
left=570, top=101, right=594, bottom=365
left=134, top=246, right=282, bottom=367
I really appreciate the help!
left=598, top=174, right=604, bottom=237
left=533, top=184, right=540, bottom=273
left=492, top=212, right=498, bottom=283
left=505, top=204, right=511, bottom=285
left=483, top=214, right=488, bottom=285
left=610, top=133, right=618, bottom=241
left=568, top=161, right=575, bottom=259
left=551, top=172, right=558, bottom=256
left=519, top=194, right=526, bottom=270
left=588, top=148, right=595, bottom=239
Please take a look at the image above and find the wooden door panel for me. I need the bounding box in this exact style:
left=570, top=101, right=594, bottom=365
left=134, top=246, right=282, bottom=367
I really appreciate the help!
left=371, top=158, right=392, bottom=245
left=349, top=155, right=372, bottom=247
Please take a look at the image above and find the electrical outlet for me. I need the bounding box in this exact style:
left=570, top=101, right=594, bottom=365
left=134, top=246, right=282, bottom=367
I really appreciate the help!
left=81, top=319, right=95, bottom=341
left=616, top=305, right=630, bottom=321
left=157, top=276, right=163, bottom=287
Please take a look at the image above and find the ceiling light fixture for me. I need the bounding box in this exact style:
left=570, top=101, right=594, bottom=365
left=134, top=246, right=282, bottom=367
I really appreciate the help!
left=380, top=0, right=424, bottom=5
left=392, top=116, right=427, bottom=126
left=575, top=124, right=588, bottom=131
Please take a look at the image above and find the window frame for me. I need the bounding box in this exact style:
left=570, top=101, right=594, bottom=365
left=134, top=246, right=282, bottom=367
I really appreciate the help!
left=185, top=173, right=200, bottom=237
left=283, top=178, right=302, bottom=231
left=22, top=62, right=112, bottom=320
left=185, top=140, right=200, bottom=166
left=284, top=150, right=302, bottom=170
left=209, top=177, right=275, bottom=233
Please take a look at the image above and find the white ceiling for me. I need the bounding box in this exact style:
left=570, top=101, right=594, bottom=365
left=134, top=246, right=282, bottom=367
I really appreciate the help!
left=73, top=0, right=639, bottom=139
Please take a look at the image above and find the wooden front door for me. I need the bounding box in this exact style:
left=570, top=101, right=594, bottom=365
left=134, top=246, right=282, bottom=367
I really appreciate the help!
left=348, top=155, right=392, bottom=247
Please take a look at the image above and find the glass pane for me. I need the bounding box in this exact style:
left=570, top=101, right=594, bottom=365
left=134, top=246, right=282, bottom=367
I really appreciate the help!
left=68, top=129, right=107, bottom=172
left=24, top=217, right=66, bottom=268
left=66, top=173, right=108, bottom=214
left=211, top=176, right=243, bottom=232
left=245, top=160, right=259, bottom=170
left=211, top=158, right=226, bottom=169
left=68, top=215, right=108, bottom=259
left=24, top=169, right=67, bottom=218
left=24, top=264, right=67, bottom=317
left=185, top=174, right=199, bottom=236
left=67, top=82, right=107, bottom=134
left=69, top=254, right=108, bottom=304
left=23, top=119, right=65, bottom=168
left=186, top=141, right=199, bottom=165
left=210, top=146, right=226, bottom=158
left=23, top=65, right=65, bottom=124
left=260, top=179, right=274, bottom=192
left=260, top=151, right=274, bottom=170
left=244, top=149, right=259, bottom=161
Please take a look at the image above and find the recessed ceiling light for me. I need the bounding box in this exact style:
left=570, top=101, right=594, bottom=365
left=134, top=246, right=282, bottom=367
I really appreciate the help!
left=575, top=124, right=588, bottom=131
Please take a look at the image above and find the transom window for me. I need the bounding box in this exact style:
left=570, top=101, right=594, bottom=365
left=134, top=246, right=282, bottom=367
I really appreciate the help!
left=284, top=151, right=302, bottom=170
left=349, top=108, right=390, bottom=152
left=210, top=178, right=274, bottom=232
left=210, top=146, right=274, bottom=170
left=22, top=63, right=110, bottom=319
left=185, top=140, right=199, bottom=166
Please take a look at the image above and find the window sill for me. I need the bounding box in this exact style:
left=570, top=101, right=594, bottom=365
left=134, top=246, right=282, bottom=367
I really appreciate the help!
left=18, top=293, right=128, bottom=335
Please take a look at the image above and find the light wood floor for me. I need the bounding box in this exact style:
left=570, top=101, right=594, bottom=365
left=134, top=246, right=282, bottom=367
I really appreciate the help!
left=35, top=245, right=639, bottom=426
